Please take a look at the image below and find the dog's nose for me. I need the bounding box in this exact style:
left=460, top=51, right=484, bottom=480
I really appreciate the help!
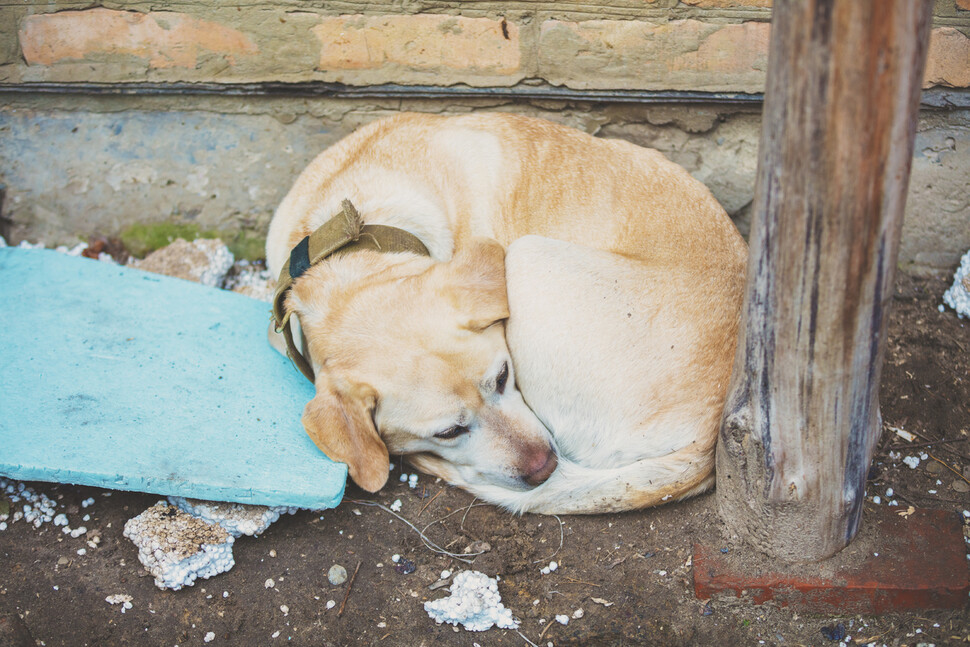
left=524, top=450, right=558, bottom=487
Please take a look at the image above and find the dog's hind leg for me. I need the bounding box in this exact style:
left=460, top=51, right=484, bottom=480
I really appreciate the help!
left=504, top=235, right=732, bottom=482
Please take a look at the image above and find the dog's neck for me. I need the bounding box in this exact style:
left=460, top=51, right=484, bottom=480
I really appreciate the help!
left=308, top=193, right=457, bottom=263
left=273, top=200, right=436, bottom=382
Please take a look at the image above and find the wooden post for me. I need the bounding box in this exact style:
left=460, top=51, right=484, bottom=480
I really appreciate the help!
left=715, top=0, right=933, bottom=562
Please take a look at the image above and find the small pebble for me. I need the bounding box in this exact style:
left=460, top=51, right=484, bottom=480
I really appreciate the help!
left=555, top=615, right=569, bottom=626
left=204, top=632, right=215, bottom=643
left=328, top=564, right=348, bottom=585
left=264, top=578, right=275, bottom=589
left=392, top=554, right=401, bottom=563
left=269, top=550, right=277, bottom=558
left=280, top=605, right=289, bottom=615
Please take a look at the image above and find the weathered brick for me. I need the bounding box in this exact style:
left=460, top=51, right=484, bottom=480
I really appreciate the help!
left=924, top=27, right=970, bottom=88
left=312, top=14, right=520, bottom=84
left=539, top=19, right=770, bottom=93
left=680, top=0, right=772, bottom=7
left=19, top=8, right=257, bottom=70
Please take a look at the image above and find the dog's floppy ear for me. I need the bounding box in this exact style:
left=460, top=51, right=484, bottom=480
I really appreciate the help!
left=302, top=378, right=389, bottom=493
left=446, top=237, right=510, bottom=330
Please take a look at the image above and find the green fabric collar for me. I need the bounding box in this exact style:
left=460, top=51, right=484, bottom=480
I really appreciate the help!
left=272, top=199, right=430, bottom=382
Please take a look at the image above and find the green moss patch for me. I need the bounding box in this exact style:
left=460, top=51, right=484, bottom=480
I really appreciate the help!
left=121, top=222, right=265, bottom=261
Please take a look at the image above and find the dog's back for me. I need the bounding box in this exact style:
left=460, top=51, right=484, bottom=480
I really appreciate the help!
left=268, top=112, right=745, bottom=271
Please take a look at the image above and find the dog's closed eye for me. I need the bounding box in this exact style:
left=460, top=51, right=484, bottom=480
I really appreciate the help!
left=434, top=425, right=470, bottom=440
left=495, top=361, right=509, bottom=395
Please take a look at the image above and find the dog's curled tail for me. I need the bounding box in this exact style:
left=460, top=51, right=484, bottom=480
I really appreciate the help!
left=465, top=444, right=715, bottom=516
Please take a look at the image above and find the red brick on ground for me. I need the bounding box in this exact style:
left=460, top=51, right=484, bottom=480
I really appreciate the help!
left=693, top=508, right=969, bottom=613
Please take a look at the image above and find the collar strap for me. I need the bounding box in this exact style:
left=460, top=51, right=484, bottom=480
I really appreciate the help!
left=272, top=199, right=430, bottom=382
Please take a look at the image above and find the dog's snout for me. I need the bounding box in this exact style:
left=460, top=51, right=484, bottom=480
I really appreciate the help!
left=524, top=449, right=558, bottom=487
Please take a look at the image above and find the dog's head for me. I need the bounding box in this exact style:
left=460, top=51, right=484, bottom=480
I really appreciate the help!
left=286, top=238, right=557, bottom=493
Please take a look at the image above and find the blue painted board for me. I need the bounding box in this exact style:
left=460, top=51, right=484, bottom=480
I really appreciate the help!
left=0, top=247, right=346, bottom=509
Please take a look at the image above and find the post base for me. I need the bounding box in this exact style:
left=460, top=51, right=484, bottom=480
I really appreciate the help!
left=693, top=508, right=969, bottom=614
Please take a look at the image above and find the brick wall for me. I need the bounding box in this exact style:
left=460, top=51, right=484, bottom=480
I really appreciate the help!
left=2, top=2, right=968, bottom=92
left=0, top=2, right=968, bottom=273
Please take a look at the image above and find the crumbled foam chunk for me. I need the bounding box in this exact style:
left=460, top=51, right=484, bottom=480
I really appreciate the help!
left=902, top=456, right=920, bottom=469
left=105, top=594, right=133, bottom=612
left=0, top=478, right=59, bottom=530
left=124, top=503, right=235, bottom=590
left=424, top=571, right=518, bottom=632
left=168, top=497, right=297, bottom=537
left=942, top=249, right=970, bottom=318
left=129, top=238, right=234, bottom=288
left=224, top=261, right=274, bottom=302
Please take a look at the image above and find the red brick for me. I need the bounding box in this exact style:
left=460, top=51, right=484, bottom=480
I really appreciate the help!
left=19, top=8, right=256, bottom=69
left=693, top=508, right=970, bottom=613
left=680, top=0, right=772, bottom=7
left=925, top=27, right=970, bottom=88
left=538, top=19, right=770, bottom=92
left=312, top=14, right=519, bottom=75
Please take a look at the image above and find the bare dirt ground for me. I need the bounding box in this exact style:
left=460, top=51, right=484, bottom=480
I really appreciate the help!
left=1, top=261, right=968, bottom=647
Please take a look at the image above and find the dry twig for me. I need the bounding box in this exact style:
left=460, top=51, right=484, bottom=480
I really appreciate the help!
left=928, top=454, right=970, bottom=485
left=531, top=515, right=565, bottom=564
left=419, top=488, right=444, bottom=515
left=538, top=619, right=555, bottom=641
left=349, top=499, right=487, bottom=563
left=337, top=561, right=361, bottom=617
